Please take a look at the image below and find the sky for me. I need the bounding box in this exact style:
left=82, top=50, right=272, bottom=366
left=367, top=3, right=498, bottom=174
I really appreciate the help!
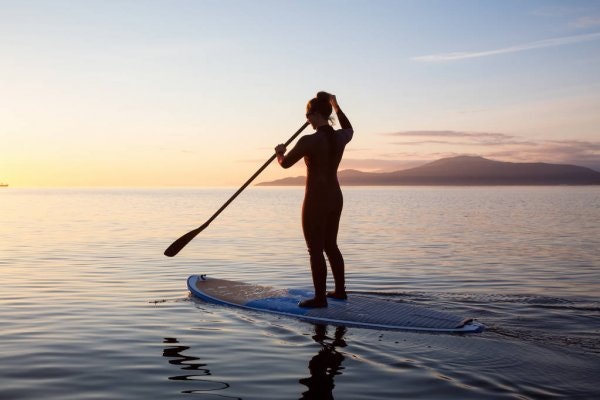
left=1, top=0, right=600, bottom=187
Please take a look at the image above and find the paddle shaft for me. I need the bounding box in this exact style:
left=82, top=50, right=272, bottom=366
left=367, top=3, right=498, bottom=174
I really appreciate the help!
left=164, top=121, right=310, bottom=257
left=204, top=121, right=309, bottom=227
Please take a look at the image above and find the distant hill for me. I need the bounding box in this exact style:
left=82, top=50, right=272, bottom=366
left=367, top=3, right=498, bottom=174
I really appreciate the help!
left=258, top=156, right=600, bottom=186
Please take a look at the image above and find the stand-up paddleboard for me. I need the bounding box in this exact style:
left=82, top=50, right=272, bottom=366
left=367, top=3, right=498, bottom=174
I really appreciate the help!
left=187, top=275, right=484, bottom=333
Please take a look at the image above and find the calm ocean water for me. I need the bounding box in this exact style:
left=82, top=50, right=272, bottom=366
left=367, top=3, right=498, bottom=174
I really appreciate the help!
left=1, top=187, right=599, bottom=399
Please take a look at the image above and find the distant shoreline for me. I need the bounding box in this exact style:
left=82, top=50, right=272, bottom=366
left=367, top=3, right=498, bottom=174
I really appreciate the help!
left=258, top=156, right=600, bottom=186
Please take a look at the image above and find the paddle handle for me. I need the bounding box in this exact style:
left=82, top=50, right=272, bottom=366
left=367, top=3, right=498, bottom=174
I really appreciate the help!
left=164, top=121, right=310, bottom=257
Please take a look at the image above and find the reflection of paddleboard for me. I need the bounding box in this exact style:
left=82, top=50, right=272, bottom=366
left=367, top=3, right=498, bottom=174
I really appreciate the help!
left=187, top=275, right=485, bottom=333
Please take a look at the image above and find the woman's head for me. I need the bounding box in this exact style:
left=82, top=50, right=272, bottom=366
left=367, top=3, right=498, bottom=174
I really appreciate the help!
left=306, top=92, right=333, bottom=128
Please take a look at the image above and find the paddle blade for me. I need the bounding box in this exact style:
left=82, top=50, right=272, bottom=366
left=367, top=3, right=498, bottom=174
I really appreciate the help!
left=164, top=222, right=209, bottom=257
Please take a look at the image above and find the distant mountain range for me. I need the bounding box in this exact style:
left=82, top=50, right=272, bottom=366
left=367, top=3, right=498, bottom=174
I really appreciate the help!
left=258, top=156, right=600, bottom=186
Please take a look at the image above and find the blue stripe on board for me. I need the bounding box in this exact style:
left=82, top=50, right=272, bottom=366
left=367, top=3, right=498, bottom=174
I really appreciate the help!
left=245, top=297, right=310, bottom=315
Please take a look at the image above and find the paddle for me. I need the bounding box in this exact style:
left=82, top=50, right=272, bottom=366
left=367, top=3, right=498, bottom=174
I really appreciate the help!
left=164, top=121, right=310, bottom=257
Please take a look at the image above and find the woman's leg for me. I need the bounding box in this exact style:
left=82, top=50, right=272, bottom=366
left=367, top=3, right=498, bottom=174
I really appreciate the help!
left=324, top=206, right=346, bottom=299
left=301, top=200, right=327, bottom=307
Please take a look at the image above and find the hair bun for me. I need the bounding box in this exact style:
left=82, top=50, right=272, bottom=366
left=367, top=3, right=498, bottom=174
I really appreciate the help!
left=316, top=91, right=331, bottom=101
left=307, top=92, right=333, bottom=118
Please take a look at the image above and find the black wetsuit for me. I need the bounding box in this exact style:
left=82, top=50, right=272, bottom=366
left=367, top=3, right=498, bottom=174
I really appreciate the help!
left=279, top=111, right=353, bottom=298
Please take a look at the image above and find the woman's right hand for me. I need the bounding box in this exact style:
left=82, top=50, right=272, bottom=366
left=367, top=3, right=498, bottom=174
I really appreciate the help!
left=329, top=94, right=340, bottom=112
left=275, top=144, right=286, bottom=155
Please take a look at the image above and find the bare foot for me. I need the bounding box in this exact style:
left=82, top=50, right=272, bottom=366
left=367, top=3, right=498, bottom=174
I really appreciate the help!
left=298, top=297, right=327, bottom=308
left=326, top=291, right=348, bottom=300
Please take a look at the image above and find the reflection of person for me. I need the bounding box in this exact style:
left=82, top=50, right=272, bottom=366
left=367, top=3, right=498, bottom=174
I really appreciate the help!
left=162, top=337, right=235, bottom=396
left=275, top=92, right=353, bottom=308
left=299, top=324, right=347, bottom=400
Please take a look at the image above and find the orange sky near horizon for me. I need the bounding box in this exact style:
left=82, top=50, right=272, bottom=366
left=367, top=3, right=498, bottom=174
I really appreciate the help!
left=2, top=1, right=600, bottom=187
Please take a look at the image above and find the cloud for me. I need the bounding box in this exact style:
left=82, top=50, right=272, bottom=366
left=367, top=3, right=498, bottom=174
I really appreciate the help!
left=377, top=130, right=600, bottom=172
left=531, top=6, right=582, bottom=17
left=386, top=130, right=536, bottom=146
left=571, top=16, right=600, bottom=28
left=412, top=32, right=600, bottom=62
left=483, top=139, right=600, bottom=171
left=387, top=130, right=514, bottom=140
left=396, top=139, right=537, bottom=147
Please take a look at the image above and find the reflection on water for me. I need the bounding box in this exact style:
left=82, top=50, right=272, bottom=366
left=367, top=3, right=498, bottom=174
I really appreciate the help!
left=299, top=325, right=347, bottom=400
left=163, top=337, right=240, bottom=398
left=163, top=325, right=349, bottom=400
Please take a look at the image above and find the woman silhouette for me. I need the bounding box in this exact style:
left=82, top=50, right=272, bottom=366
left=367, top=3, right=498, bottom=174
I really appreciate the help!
left=275, top=92, right=353, bottom=307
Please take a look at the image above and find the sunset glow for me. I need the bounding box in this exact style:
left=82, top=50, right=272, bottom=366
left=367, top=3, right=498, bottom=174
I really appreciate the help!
left=1, top=0, right=599, bottom=187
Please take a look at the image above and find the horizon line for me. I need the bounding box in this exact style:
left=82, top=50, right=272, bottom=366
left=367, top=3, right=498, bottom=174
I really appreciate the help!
left=5, top=155, right=599, bottom=187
